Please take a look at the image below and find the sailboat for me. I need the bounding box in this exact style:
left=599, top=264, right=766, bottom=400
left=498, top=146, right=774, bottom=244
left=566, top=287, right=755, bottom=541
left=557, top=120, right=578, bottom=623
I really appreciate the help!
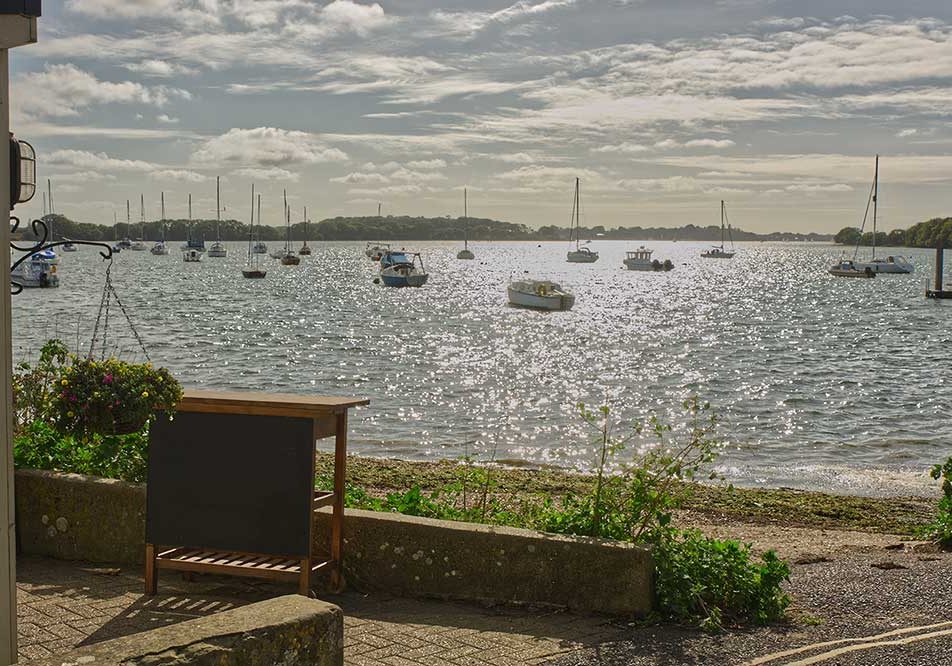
left=829, top=155, right=913, bottom=276
left=566, top=178, right=598, bottom=263
left=701, top=200, right=736, bottom=259
left=151, top=192, right=169, bottom=255
left=45, top=181, right=74, bottom=253
left=242, top=185, right=267, bottom=279
left=299, top=206, right=312, bottom=255
left=183, top=194, right=203, bottom=262
left=457, top=188, right=475, bottom=260
left=129, top=197, right=147, bottom=250
left=119, top=199, right=145, bottom=252
left=280, top=190, right=301, bottom=266
left=208, top=176, right=227, bottom=257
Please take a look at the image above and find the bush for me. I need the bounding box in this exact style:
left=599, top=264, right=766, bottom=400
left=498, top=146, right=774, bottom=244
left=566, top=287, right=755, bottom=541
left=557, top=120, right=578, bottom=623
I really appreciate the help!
left=11, top=338, right=181, bottom=483
left=922, top=457, right=952, bottom=545
left=14, top=421, right=149, bottom=482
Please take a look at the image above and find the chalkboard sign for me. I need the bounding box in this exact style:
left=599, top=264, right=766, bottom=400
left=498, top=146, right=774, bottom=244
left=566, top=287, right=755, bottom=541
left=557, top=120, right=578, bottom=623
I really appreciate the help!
left=146, top=411, right=315, bottom=557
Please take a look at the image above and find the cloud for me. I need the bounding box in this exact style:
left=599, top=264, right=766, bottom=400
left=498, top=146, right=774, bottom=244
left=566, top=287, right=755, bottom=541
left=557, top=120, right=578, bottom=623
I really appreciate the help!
left=15, top=64, right=190, bottom=119
left=47, top=149, right=156, bottom=172
left=896, top=128, right=917, bottom=138
left=232, top=167, right=300, bottom=181
left=406, top=159, right=447, bottom=170
left=684, top=139, right=736, bottom=149
left=149, top=169, right=208, bottom=182
left=593, top=143, right=651, bottom=154
left=785, top=183, right=853, bottom=193
left=123, top=59, right=196, bottom=77
left=320, top=1, right=389, bottom=36
left=330, top=172, right=391, bottom=185
left=192, top=127, right=348, bottom=166
left=156, top=113, right=179, bottom=124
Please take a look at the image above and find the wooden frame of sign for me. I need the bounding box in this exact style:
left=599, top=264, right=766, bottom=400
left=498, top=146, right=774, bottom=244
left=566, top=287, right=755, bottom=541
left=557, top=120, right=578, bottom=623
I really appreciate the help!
left=144, top=390, right=369, bottom=596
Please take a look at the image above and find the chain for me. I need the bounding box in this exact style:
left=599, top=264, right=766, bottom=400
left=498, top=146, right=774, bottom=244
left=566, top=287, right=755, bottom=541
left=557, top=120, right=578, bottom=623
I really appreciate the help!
left=88, top=260, right=150, bottom=362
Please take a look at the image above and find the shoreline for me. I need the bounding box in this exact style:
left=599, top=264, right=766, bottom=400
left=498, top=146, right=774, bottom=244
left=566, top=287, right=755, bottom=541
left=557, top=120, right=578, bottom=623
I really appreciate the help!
left=316, top=452, right=938, bottom=538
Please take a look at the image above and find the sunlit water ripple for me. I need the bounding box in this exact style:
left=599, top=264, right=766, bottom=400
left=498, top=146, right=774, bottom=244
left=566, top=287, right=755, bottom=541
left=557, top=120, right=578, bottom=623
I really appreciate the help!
left=11, top=240, right=952, bottom=496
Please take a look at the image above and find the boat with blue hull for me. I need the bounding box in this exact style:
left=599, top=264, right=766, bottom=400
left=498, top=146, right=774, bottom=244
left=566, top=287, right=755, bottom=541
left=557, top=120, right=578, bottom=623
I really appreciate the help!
left=380, top=252, right=429, bottom=287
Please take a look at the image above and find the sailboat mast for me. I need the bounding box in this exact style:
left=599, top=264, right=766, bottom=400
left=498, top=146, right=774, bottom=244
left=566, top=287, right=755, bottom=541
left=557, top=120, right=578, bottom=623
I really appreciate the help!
left=721, top=200, right=725, bottom=249
left=160, top=192, right=166, bottom=241
left=48, top=179, right=54, bottom=238
left=464, top=187, right=468, bottom=250
left=126, top=199, right=130, bottom=233
left=872, top=154, right=879, bottom=260
left=41, top=191, right=46, bottom=218
left=284, top=189, right=289, bottom=251
left=574, top=178, right=581, bottom=250
left=216, top=175, right=221, bottom=240
left=248, top=183, right=255, bottom=261
left=378, top=202, right=381, bottom=218
left=140, top=193, right=145, bottom=239
left=257, top=194, right=262, bottom=265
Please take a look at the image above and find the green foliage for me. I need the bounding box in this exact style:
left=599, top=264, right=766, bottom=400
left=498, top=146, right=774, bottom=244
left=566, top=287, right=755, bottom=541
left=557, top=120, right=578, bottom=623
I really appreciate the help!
left=11, top=339, right=70, bottom=434
left=319, top=399, right=790, bottom=630
left=14, top=421, right=149, bottom=482
left=653, top=529, right=790, bottom=628
left=922, top=457, right=952, bottom=545
left=833, top=227, right=862, bottom=246
left=836, top=217, right=952, bottom=248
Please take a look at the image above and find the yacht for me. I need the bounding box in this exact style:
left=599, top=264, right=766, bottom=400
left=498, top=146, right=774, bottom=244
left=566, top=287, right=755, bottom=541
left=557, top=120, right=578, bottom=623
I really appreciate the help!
left=380, top=252, right=428, bottom=287
left=701, top=201, right=736, bottom=259
left=566, top=178, right=598, bottom=263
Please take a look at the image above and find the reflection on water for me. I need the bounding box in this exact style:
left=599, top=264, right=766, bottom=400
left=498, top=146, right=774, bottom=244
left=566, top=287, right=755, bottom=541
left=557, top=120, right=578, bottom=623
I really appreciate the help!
left=11, top=240, right=951, bottom=496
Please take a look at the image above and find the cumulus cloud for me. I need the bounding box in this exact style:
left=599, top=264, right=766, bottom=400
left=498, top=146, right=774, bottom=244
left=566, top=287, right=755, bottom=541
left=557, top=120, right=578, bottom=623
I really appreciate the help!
left=156, top=113, right=179, bottom=123
left=192, top=127, right=348, bottom=166
left=232, top=167, right=300, bottom=181
left=124, top=59, right=196, bottom=77
left=47, top=149, right=156, bottom=172
left=150, top=169, right=208, bottom=182
left=15, top=64, right=190, bottom=118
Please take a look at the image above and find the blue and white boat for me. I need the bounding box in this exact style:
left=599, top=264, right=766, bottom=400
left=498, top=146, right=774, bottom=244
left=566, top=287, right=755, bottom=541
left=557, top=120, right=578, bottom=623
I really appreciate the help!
left=11, top=251, right=59, bottom=288
left=380, top=252, right=429, bottom=287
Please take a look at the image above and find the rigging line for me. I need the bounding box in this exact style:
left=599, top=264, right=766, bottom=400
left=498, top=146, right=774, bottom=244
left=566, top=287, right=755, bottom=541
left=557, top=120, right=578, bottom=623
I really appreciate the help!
left=851, top=179, right=876, bottom=262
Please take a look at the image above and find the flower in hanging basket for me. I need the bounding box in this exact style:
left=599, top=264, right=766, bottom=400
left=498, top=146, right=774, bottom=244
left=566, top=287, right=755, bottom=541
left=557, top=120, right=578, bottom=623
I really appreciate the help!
left=52, top=357, right=183, bottom=438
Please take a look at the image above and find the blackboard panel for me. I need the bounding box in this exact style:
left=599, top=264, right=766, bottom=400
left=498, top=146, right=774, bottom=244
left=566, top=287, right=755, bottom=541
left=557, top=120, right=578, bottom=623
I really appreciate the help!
left=146, top=412, right=314, bottom=557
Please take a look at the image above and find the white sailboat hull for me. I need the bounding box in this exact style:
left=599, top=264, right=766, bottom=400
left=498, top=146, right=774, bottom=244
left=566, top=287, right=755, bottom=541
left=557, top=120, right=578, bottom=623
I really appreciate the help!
left=567, top=249, right=598, bottom=263
left=851, top=257, right=913, bottom=274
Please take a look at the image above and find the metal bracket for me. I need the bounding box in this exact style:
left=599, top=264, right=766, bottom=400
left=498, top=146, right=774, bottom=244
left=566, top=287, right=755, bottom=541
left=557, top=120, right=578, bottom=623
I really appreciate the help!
left=9, top=216, right=112, bottom=294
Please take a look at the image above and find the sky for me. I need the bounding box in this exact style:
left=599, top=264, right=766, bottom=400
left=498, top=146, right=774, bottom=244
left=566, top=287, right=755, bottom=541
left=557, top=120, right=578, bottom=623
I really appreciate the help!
left=9, top=0, right=952, bottom=233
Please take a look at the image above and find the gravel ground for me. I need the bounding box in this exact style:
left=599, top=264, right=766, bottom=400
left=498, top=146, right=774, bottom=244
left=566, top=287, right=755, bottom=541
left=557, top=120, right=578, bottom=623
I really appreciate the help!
left=548, top=547, right=952, bottom=666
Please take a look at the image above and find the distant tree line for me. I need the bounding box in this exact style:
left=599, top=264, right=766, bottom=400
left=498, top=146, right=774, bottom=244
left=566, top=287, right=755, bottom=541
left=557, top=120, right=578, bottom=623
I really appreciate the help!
left=835, top=217, right=952, bottom=248
left=24, top=213, right=832, bottom=243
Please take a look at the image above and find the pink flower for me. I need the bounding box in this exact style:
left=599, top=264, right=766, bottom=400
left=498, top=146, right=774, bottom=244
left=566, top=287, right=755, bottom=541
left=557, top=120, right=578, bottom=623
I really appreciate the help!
left=103, top=374, right=113, bottom=384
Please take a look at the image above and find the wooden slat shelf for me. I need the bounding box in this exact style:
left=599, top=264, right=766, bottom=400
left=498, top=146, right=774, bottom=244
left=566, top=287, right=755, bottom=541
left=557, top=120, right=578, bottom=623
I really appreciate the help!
left=313, top=491, right=335, bottom=510
left=155, top=548, right=331, bottom=581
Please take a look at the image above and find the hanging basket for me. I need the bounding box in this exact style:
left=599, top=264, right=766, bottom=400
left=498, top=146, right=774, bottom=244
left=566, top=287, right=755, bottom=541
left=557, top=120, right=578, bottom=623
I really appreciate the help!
left=53, top=358, right=182, bottom=439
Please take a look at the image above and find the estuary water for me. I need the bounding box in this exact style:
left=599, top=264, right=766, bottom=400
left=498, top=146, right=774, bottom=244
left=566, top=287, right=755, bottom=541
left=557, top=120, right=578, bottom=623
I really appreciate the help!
left=10, top=240, right=951, bottom=496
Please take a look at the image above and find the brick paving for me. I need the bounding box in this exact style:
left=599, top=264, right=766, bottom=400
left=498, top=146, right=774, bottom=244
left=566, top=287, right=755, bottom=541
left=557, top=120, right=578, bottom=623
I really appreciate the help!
left=15, top=556, right=626, bottom=664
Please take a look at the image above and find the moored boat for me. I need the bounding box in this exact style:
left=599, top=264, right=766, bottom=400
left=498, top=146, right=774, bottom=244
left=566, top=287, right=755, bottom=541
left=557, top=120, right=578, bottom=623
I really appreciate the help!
left=624, top=246, right=673, bottom=271
left=208, top=177, right=228, bottom=258
left=829, top=260, right=875, bottom=278
left=11, top=254, right=59, bottom=288
left=242, top=185, right=267, bottom=279
left=701, top=201, right=736, bottom=259
left=380, top=252, right=428, bottom=287
left=457, top=188, right=475, bottom=260
left=366, top=242, right=390, bottom=261
left=566, top=178, right=598, bottom=263
left=507, top=280, right=575, bottom=311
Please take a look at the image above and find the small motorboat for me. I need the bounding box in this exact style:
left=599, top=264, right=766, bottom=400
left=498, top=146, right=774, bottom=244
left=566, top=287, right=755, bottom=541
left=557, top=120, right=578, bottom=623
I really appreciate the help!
left=380, top=252, right=428, bottom=287
left=129, top=240, right=147, bottom=251
left=117, top=238, right=133, bottom=250
left=111, top=244, right=122, bottom=253
left=183, top=248, right=203, bottom=262
left=829, top=260, right=875, bottom=278
left=61, top=240, right=77, bottom=252
left=508, top=280, right=575, bottom=311
left=11, top=253, right=59, bottom=288
left=624, top=246, right=673, bottom=271
left=150, top=240, right=169, bottom=255
left=252, top=241, right=268, bottom=254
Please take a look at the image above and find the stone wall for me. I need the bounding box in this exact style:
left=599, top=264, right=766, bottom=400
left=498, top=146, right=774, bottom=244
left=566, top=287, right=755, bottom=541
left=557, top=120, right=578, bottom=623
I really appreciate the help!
left=16, top=470, right=653, bottom=616
left=316, top=508, right=653, bottom=616
left=21, top=595, right=343, bottom=666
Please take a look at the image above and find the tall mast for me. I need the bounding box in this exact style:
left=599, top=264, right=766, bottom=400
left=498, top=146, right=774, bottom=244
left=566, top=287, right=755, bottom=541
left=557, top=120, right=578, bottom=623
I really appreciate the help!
left=257, top=193, right=262, bottom=265
left=574, top=177, right=581, bottom=250
left=188, top=193, right=192, bottom=221
left=303, top=206, right=307, bottom=242
left=41, top=191, right=46, bottom=218
left=48, top=179, right=54, bottom=239
left=216, top=175, right=221, bottom=241
left=721, top=200, right=725, bottom=249
left=140, top=193, right=145, bottom=239
left=160, top=192, right=166, bottom=241
left=284, top=189, right=289, bottom=251
left=464, top=187, right=468, bottom=250
left=126, top=199, right=130, bottom=234
left=872, top=154, right=879, bottom=260
left=378, top=202, right=381, bottom=218
left=248, top=183, right=255, bottom=262
left=113, top=210, right=117, bottom=240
